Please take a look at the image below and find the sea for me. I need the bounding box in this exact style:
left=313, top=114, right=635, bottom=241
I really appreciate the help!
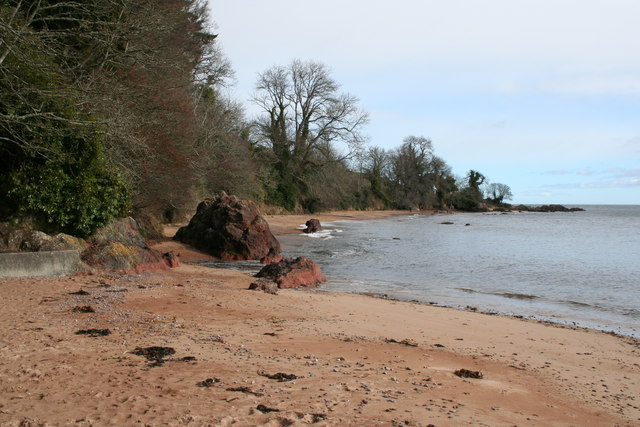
left=277, top=205, right=640, bottom=338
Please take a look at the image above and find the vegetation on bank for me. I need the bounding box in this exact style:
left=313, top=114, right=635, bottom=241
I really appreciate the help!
left=0, top=1, right=512, bottom=237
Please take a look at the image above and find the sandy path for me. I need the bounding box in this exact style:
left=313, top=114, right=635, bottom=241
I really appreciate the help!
left=0, top=211, right=638, bottom=426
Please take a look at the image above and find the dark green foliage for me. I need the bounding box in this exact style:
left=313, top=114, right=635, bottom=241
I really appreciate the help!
left=7, top=135, right=130, bottom=237
left=451, top=190, right=481, bottom=211
left=450, top=171, right=490, bottom=211
left=466, top=170, right=486, bottom=191
left=273, top=179, right=301, bottom=212
left=0, top=2, right=130, bottom=236
left=1, top=0, right=255, bottom=234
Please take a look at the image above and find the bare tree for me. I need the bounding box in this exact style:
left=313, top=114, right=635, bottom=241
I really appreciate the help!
left=251, top=59, right=368, bottom=208
left=388, top=136, right=434, bottom=208
left=486, top=182, right=513, bottom=203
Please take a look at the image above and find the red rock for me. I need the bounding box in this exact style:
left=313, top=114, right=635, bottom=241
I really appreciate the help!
left=260, top=248, right=283, bottom=264
left=174, top=192, right=281, bottom=260
left=162, top=251, right=180, bottom=268
left=82, top=218, right=179, bottom=273
left=248, top=278, right=279, bottom=294
left=89, top=217, right=146, bottom=248
left=303, top=218, right=322, bottom=234
left=255, top=257, right=326, bottom=289
left=82, top=242, right=178, bottom=274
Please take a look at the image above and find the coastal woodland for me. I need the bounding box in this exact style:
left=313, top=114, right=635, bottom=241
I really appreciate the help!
left=0, top=0, right=513, bottom=238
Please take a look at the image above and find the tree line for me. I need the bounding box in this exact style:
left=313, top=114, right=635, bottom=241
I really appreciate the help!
left=0, top=1, right=512, bottom=238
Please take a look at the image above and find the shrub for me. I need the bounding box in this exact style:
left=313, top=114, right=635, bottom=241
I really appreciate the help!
left=8, top=136, right=130, bottom=237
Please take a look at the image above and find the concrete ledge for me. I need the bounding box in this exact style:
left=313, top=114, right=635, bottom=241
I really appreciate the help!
left=0, top=250, right=80, bottom=278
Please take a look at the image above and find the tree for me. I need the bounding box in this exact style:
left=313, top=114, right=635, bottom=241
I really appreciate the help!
left=252, top=59, right=368, bottom=210
left=388, top=136, right=434, bottom=208
left=486, top=182, right=513, bottom=204
left=0, top=0, right=250, bottom=234
left=0, top=0, right=131, bottom=234
left=430, top=155, right=458, bottom=208
left=466, top=170, right=486, bottom=190
left=451, top=169, right=486, bottom=211
left=361, top=146, right=391, bottom=207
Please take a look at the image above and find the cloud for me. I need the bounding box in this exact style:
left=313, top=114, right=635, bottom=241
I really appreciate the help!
left=539, top=166, right=640, bottom=190
left=543, top=177, right=640, bottom=190
left=535, top=72, right=640, bottom=95
left=489, top=119, right=507, bottom=129
left=623, top=137, right=640, bottom=153
left=543, top=168, right=597, bottom=176
left=604, top=168, right=640, bottom=178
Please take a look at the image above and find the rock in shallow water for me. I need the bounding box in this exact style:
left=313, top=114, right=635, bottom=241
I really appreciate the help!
left=303, top=218, right=322, bottom=233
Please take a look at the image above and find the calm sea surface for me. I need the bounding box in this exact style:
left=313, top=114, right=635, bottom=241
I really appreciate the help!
left=278, top=205, right=640, bottom=337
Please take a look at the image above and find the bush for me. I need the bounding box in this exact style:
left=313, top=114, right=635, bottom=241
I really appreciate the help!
left=451, top=192, right=480, bottom=211
left=7, top=137, right=130, bottom=237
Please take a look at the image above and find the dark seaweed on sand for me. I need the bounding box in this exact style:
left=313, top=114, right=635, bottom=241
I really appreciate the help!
left=256, top=404, right=280, bottom=413
left=454, top=368, right=483, bottom=379
left=131, top=346, right=176, bottom=366
left=72, top=305, right=95, bottom=313
left=259, top=372, right=299, bottom=382
left=75, top=328, right=110, bottom=336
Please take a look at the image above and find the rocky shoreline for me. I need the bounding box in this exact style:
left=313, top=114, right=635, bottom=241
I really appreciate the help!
left=511, top=204, right=585, bottom=212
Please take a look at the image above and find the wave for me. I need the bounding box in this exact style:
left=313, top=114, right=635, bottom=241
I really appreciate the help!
left=493, top=292, right=539, bottom=300
left=455, top=288, right=538, bottom=301
left=456, top=288, right=479, bottom=294
left=304, top=231, right=335, bottom=239
left=564, top=300, right=593, bottom=308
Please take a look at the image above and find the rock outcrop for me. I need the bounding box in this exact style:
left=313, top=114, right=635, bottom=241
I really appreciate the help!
left=88, top=216, right=147, bottom=248
left=0, top=224, right=85, bottom=253
left=255, top=256, right=326, bottom=289
left=260, top=248, right=284, bottom=265
left=303, top=219, right=322, bottom=234
left=512, top=204, right=585, bottom=213
left=82, top=217, right=179, bottom=274
left=174, top=192, right=281, bottom=260
left=1, top=218, right=179, bottom=275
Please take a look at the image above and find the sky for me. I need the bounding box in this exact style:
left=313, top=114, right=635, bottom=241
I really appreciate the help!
left=208, top=0, right=640, bottom=205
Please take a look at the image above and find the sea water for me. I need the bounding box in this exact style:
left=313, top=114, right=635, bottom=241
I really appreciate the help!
left=279, top=205, right=640, bottom=337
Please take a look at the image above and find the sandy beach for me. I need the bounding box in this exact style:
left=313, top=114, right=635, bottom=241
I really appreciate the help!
left=1, top=211, right=639, bottom=426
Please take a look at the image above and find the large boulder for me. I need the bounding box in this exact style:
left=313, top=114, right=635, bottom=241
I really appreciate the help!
left=82, top=218, right=178, bottom=273
left=255, top=256, right=326, bottom=289
left=260, top=248, right=284, bottom=265
left=174, top=192, right=281, bottom=260
left=88, top=216, right=147, bottom=248
left=303, top=218, right=322, bottom=234
left=82, top=242, right=178, bottom=273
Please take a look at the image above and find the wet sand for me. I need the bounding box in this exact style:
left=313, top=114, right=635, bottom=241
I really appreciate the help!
left=0, top=211, right=638, bottom=426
